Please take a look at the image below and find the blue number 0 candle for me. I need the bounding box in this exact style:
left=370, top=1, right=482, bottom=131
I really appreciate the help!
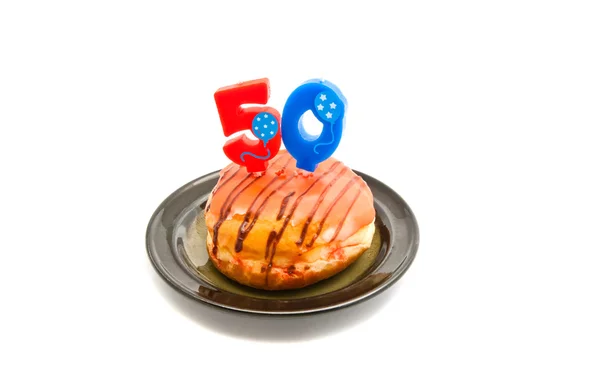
left=281, top=79, right=347, bottom=172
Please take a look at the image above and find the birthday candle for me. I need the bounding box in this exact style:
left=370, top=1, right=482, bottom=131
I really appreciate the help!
left=214, top=78, right=282, bottom=173
left=281, top=79, right=347, bottom=172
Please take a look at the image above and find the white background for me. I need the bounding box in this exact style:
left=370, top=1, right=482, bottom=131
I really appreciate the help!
left=1, top=1, right=599, bottom=391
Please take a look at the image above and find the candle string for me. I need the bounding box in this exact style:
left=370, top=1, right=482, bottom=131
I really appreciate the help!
left=240, top=149, right=271, bottom=162
left=313, top=122, right=335, bottom=154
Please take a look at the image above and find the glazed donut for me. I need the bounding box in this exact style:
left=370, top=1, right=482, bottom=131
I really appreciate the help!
left=204, top=150, right=375, bottom=290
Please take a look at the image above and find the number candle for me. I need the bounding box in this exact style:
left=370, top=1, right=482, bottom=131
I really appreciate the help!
left=281, top=79, right=347, bottom=172
left=214, top=78, right=282, bottom=173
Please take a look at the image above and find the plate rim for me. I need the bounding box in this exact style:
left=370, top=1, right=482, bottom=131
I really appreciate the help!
left=146, top=169, right=420, bottom=316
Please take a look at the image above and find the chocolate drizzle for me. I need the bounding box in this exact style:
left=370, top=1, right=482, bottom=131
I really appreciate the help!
left=234, top=172, right=297, bottom=253
left=211, top=174, right=252, bottom=255
left=265, top=231, right=277, bottom=258
left=205, top=166, right=239, bottom=212
left=211, top=156, right=285, bottom=256
left=295, top=167, right=349, bottom=246
left=233, top=156, right=294, bottom=253
left=264, top=161, right=343, bottom=285
left=277, top=192, right=296, bottom=221
left=306, top=177, right=359, bottom=248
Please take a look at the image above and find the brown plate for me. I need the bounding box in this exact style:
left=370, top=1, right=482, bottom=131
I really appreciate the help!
left=146, top=170, right=419, bottom=315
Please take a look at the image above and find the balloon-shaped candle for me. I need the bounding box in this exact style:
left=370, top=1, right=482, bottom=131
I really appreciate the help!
left=251, top=112, right=279, bottom=147
left=214, top=78, right=282, bottom=173
left=281, top=79, right=347, bottom=172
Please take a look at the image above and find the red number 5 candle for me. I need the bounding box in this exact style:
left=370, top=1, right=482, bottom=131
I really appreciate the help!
left=214, top=78, right=282, bottom=173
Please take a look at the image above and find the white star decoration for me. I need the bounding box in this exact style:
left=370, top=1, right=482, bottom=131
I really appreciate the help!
left=320, top=94, right=327, bottom=101
left=257, top=117, right=261, bottom=121
left=326, top=112, right=333, bottom=119
left=254, top=126, right=258, bottom=130
left=264, top=114, right=268, bottom=118
left=330, top=102, right=337, bottom=109
left=271, top=121, right=275, bottom=124
left=317, top=104, right=324, bottom=111
left=261, top=133, right=265, bottom=137
left=270, top=131, right=274, bottom=135
left=263, top=124, right=267, bottom=128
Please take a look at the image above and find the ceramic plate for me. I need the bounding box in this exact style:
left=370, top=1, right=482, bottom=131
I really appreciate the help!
left=146, top=170, right=419, bottom=315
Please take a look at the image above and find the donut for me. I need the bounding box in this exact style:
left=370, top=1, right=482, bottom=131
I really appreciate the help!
left=204, top=150, right=375, bottom=290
